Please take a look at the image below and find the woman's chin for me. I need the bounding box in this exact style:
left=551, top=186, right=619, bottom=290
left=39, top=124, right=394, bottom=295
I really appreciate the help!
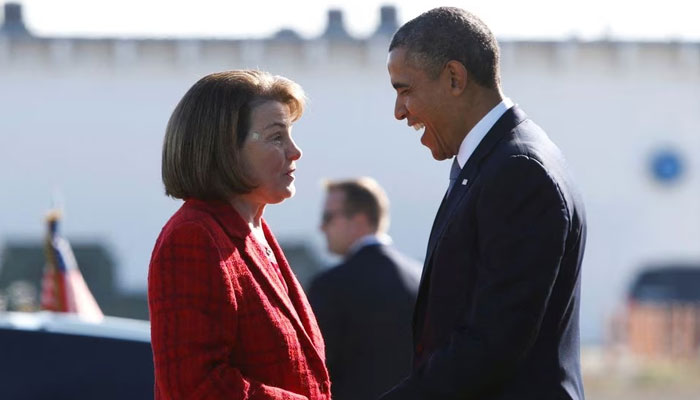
left=284, top=185, right=296, bottom=199
left=266, top=186, right=295, bottom=205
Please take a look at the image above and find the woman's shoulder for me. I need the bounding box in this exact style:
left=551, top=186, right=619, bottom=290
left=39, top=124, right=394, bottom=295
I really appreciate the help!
left=151, top=199, right=250, bottom=263
left=152, top=205, right=225, bottom=252
left=159, top=204, right=212, bottom=235
left=150, top=212, right=248, bottom=277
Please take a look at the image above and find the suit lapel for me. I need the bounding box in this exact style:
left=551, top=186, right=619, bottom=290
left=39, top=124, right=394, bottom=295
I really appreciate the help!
left=263, top=223, right=328, bottom=365
left=241, top=236, right=301, bottom=322
left=240, top=235, right=328, bottom=370
left=185, top=199, right=326, bottom=367
left=425, top=106, right=528, bottom=264
left=413, top=106, right=529, bottom=336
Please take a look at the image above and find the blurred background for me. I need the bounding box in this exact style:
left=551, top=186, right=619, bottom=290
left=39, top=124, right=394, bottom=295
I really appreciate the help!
left=1, top=0, right=699, bottom=398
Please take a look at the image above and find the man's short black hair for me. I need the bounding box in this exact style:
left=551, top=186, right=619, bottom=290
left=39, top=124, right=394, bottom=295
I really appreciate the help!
left=389, top=7, right=501, bottom=88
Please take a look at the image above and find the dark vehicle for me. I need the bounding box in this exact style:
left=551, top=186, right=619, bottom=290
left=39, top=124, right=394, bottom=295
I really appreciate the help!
left=621, top=265, right=700, bottom=358
left=629, top=265, right=700, bottom=303
left=0, top=312, right=153, bottom=400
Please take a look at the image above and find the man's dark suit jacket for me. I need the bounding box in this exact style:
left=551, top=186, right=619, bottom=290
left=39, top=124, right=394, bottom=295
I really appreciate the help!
left=308, top=243, right=422, bottom=400
left=380, top=106, right=587, bottom=400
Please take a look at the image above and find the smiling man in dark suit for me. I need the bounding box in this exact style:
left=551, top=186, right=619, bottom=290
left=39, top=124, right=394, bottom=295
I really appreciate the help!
left=381, top=7, right=587, bottom=400
left=309, top=177, right=421, bottom=400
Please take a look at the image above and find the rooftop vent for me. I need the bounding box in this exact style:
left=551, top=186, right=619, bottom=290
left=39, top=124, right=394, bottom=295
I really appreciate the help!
left=373, top=5, right=398, bottom=37
left=273, top=28, right=302, bottom=41
left=322, top=9, right=350, bottom=40
left=1, top=3, right=30, bottom=37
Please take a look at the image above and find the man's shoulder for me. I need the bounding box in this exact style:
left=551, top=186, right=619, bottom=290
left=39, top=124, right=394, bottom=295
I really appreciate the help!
left=361, top=245, right=423, bottom=290
left=309, top=254, right=358, bottom=289
left=324, top=246, right=385, bottom=277
left=377, top=245, right=422, bottom=273
left=475, top=117, right=583, bottom=219
left=310, top=245, right=421, bottom=300
left=481, top=115, right=567, bottom=178
left=313, top=245, right=419, bottom=282
left=351, top=244, right=420, bottom=269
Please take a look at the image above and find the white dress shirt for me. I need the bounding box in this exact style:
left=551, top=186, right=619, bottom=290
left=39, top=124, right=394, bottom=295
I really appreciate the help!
left=455, top=97, right=515, bottom=168
left=345, top=233, right=393, bottom=258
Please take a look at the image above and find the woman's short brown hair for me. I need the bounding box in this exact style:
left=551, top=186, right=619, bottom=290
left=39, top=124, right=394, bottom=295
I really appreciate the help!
left=162, top=70, right=306, bottom=200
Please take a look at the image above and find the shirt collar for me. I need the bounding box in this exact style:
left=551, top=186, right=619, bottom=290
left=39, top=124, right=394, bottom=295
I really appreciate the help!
left=346, top=233, right=392, bottom=258
left=456, top=97, right=514, bottom=168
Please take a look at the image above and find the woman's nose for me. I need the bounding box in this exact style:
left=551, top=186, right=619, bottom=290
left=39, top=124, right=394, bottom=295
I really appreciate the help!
left=288, top=138, right=302, bottom=160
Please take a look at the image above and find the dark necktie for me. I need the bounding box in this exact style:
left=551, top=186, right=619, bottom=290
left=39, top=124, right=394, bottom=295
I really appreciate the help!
left=447, top=157, right=461, bottom=196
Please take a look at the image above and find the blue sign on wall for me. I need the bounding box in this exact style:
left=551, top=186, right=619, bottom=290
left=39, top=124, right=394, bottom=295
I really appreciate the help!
left=650, top=149, right=684, bottom=184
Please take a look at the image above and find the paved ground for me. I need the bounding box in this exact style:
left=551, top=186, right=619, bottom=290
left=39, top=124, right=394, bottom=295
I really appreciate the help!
left=586, top=388, right=699, bottom=400
left=582, top=346, right=700, bottom=400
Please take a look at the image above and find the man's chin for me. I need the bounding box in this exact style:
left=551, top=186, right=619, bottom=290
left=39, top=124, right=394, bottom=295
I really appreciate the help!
left=428, top=148, right=449, bottom=161
left=421, top=142, right=449, bottom=161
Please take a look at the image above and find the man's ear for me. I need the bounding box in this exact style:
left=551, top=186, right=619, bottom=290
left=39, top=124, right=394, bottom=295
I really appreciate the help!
left=350, top=212, right=372, bottom=231
left=444, top=60, right=468, bottom=95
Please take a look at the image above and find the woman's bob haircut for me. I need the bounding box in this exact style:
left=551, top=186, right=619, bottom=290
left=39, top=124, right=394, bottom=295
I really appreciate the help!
left=162, top=69, right=306, bottom=201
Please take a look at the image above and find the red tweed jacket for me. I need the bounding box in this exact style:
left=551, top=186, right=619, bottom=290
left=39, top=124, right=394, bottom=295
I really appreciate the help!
left=148, top=199, right=331, bottom=400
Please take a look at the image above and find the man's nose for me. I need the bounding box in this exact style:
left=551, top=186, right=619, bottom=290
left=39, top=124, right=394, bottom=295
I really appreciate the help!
left=394, top=97, right=407, bottom=121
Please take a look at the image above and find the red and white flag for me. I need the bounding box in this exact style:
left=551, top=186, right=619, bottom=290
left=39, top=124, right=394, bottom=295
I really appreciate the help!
left=40, top=210, right=104, bottom=322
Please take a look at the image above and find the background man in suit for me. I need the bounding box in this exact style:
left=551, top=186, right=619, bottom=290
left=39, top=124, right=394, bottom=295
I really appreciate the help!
left=308, top=177, right=421, bottom=400
left=381, top=7, right=587, bottom=400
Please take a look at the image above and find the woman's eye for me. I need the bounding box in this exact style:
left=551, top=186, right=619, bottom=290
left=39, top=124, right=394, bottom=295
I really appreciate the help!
left=270, top=134, right=284, bottom=143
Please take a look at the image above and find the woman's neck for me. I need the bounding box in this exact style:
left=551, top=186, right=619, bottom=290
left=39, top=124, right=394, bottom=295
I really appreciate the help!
left=229, top=195, right=265, bottom=230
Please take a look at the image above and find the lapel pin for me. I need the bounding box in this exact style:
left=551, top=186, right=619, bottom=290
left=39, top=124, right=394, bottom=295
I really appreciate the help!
left=462, top=179, right=468, bottom=186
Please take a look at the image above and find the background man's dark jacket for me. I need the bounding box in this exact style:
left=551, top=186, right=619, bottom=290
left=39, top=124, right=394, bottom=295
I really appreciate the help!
left=309, top=244, right=421, bottom=400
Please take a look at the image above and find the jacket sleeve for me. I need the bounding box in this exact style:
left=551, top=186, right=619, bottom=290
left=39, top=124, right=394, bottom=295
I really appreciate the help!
left=380, top=155, right=570, bottom=400
left=148, top=222, right=308, bottom=400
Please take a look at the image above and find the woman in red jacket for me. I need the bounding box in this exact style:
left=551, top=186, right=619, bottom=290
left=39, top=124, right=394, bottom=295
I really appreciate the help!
left=149, top=70, right=331, bottom=400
